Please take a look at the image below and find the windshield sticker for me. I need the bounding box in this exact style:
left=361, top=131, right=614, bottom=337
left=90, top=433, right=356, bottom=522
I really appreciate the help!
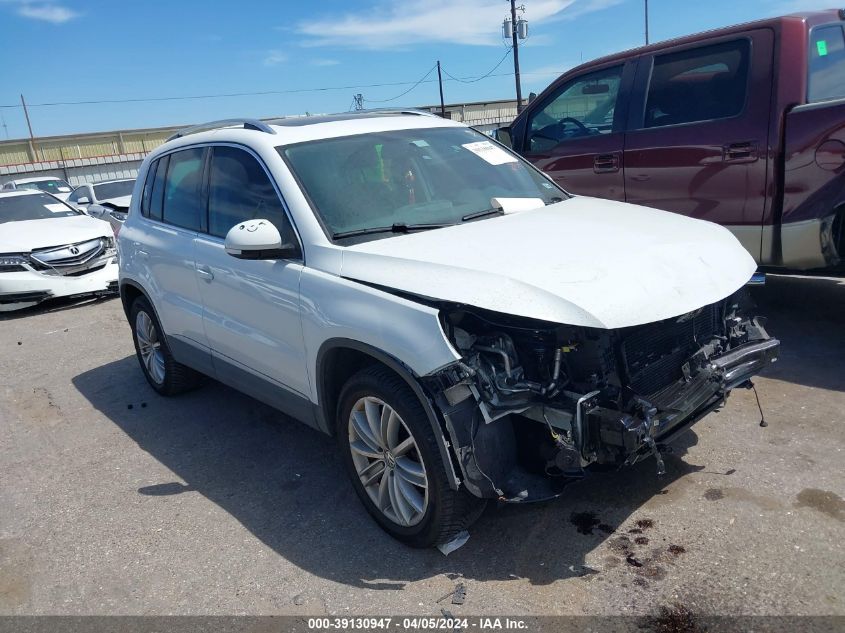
left=411, top=139, right=430, bottom=147
left=462, top=141, right=518, bottom=165
left=817, top=40, right=828, bottom=57
left=44, top=203, right=69, bottom=213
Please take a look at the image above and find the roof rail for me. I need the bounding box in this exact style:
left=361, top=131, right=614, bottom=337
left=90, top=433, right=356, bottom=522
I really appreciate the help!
left=166, top=118, right=276, bottom=142
left=365, top=108, right=437, bottom=117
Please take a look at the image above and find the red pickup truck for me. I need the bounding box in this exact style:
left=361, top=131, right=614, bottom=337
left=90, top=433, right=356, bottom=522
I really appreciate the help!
left=501, top=9, right=845, bottom=271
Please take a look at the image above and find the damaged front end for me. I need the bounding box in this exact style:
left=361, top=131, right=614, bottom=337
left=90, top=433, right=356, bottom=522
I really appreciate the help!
left=425, top=293, right=779, bottom=502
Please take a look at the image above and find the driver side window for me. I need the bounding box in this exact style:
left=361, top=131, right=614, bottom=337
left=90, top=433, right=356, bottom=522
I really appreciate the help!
left=527, top=65, right=623, bottom=152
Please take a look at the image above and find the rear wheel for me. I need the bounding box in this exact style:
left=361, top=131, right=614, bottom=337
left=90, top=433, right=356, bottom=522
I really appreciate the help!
left=337, top=365, right=486, bottom=548
left=130, top=296, right=202, bottom=395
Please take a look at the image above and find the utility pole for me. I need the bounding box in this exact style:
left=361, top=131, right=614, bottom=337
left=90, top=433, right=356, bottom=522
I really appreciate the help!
left=436, top=61, right=446, bottom=117
left=20, top=94, right=38, bottom=162
left=20, top=94, right=35, bottom=139
left=509, top=0, right=523, bottom=112
left=644, top=0, right=650, bottom=45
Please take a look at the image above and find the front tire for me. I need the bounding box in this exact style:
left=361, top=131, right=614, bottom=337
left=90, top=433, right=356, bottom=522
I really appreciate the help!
left=337, top=365, right=486, bottom=548
left=129, top=296, right=202, bottom=396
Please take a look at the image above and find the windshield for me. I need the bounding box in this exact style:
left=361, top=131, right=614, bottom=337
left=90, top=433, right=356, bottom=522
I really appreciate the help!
left=94, top=179, right=135, bottom=200
left=0, top=193, right=80, bottom=224
left=19, top=179, right=73, bottom=194
left=280, top=127, right=567, bottom=240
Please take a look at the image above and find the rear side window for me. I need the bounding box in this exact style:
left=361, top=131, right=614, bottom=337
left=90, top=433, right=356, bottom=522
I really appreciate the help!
left=207, top=146, right=292, bottom=240
left=644, top=39, right=750, bottom=128
left=809, top=25, right=845, bottom=103
left=162, top=148, right=205, bottom=231
left=140, top=161, right=157, bottom=218
left=148, top=155, right=168, bottom=222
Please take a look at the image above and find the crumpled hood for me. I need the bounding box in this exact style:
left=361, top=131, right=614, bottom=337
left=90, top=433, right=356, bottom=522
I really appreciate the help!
left=0, top=215, right=113, bottom=253
left=341, top=197, right=756, bottom=329
left=98, top=195, right=131, bottom=209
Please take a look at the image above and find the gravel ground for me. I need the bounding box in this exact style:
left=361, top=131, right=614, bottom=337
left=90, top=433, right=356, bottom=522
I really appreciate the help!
left=0, top=274, right=843, bottom=617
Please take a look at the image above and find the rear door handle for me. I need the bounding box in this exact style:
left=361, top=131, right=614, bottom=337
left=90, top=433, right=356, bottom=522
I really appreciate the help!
left=196, top=265, right=214, bottom=281
left=723, top=141, right=758, bottom=163
left=593, top=153, right=620, bottom=173
left=137, top=249, right=149, bottom=260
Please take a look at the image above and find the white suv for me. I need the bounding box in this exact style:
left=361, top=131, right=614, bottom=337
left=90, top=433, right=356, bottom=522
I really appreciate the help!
left=119, top=113, right=779, bottom=547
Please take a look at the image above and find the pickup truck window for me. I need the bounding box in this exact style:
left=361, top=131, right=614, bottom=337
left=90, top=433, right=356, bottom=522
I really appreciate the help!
left=809, top=25, right=845, bottom=103
left=526, top=65, right=622, bottom=152
left=644, top=39, right=749, bottom=128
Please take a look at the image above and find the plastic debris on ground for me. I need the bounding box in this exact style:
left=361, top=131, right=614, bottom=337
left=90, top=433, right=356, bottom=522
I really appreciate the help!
left=437, top=530, right=469, bottom=556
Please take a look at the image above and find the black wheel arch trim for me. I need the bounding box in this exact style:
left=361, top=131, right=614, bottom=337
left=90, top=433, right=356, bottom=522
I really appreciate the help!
left=119, top=278, right=153, bottom=320
left=316, top=337, right=462, bottom=490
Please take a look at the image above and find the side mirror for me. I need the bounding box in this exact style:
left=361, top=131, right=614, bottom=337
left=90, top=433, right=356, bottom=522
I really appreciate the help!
left=494, top=126, right=513, bottom=148
left=77, top=196, right=90, bottom=205
left=224, top=219, right=299, bottom=260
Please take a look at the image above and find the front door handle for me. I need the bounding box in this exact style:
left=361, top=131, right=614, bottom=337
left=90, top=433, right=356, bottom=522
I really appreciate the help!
left=196, top=265, right=214, bottom=282
left=593, top=153, right=620, bottom=173
left=723, top=141, right=758, bottom=163
left=137, top=249, right=149, bottom=260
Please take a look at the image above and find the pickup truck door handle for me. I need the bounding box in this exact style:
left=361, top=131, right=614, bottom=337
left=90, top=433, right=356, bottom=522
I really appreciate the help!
left=196, top=265, right=214, bottom=282
left=593, top=153, right=620, bottom=173
left=723, top=141, right=758, bottom=163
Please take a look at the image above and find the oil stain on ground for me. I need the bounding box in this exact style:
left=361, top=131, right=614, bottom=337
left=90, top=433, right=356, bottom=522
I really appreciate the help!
left=569, top=511, right=616, bottom=535
left=644, top=603, right=704, bottom=633
left=795, top=488, right=845, bottom=521
left=569, top=511, right=601, bottom=535
left=701, top=486, right=781, bottom=510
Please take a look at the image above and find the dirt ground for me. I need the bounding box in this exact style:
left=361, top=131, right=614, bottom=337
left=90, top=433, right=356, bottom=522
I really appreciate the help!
left=1, top=274, right=843, bottom=617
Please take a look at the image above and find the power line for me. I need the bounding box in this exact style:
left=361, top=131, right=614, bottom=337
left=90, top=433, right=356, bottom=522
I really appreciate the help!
left=362, top=64, right=437, bottom=103
left=0, top=67, right=562, bottom=112
left=440, top=47, right=513, bottom=84
left=0, top=73, right=437, bottom=109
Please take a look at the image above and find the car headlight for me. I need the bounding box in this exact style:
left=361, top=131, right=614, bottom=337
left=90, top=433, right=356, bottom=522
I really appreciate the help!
left=103, top=237, right=117, bottom=256
left=0, top=254, right=28, bottom=272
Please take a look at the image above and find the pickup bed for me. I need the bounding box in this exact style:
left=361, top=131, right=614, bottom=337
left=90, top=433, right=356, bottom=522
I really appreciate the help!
left=502, top=9, right=845, bottom=271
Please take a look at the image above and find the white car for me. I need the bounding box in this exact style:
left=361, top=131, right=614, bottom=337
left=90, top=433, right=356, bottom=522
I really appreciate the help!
left=1, top=176, right=74, bottom=201
left=69, top=179, right=135, bottom=235
left=0, top=190, right=118, bottom=311
left=118, top=114, right=779, bottom=547
left=68, top=178, right=134, bottom=211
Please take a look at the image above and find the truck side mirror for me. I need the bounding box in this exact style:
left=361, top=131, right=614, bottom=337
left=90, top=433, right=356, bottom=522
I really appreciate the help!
left=495, top=126, right=513, bottom=148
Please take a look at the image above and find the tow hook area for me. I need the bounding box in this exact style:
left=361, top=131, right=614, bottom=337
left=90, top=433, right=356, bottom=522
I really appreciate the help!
left=636, top=399, right=666, bottom=476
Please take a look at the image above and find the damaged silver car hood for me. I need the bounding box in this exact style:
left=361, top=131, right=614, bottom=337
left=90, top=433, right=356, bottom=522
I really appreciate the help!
left=340, top=197, right=756, bottom=329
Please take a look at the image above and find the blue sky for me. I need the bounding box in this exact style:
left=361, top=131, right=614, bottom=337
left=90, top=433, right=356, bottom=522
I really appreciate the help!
left=0, top=0, right=839, bottom=139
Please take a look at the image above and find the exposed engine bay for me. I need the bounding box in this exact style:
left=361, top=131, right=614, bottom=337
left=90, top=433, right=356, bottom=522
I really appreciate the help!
left=426, top=292, right=780, bottom=502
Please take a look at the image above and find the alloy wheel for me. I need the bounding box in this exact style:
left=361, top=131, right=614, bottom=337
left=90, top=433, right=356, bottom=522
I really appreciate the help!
left=135, top=310, right=166, bottom=385
left=348, top=396, right=429, bottom=526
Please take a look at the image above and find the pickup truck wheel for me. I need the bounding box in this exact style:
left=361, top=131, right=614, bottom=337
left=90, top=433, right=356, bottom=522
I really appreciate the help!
left=130, top=296, right=202, bottom=396
left=337, top=365, right=486, bottom=548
